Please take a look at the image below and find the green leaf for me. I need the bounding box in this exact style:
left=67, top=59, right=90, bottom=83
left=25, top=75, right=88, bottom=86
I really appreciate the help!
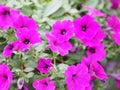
left=24, top=67, right=34, bottom=72
left=26, top=72, right=34, bottom=78
left=43, top=0, right=62, bottom=17
left=57, top=64, right=68, bottom=73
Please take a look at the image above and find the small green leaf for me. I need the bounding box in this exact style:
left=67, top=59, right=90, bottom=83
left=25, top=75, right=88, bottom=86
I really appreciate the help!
left=43, top=0, right=62, bottom=17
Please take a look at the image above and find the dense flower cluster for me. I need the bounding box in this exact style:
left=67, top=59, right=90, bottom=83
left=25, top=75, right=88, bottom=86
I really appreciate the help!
left=46, top=20, right=73, bottom=56
left=1, top=5, right=42, bottom=57
left=0, top=2, right=119, bottom=90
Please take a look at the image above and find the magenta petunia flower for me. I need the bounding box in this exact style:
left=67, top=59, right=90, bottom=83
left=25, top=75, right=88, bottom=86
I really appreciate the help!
left=18, top=84, right=28, bottom=90
left=111, top=74, right=120, bottom=89
left=82, top=4, right=106, bottom=18
left=33, top=77, right=55, bottom=90
left=0, top=4, right=20, bottom=30
left=51, top=20, right=74, bottom=42
left=81, top=29, right=106, bottom=46
left=16, top=28, right=42, bottom=51
left=0, top=64, right=12, bottom=90
left=2, top=41, right=19, bottom=57
left=65, top=63, right=90, bottom=90
left=85, top=85, right=92, bottom=90
left=86, top=43, right=106, bottom=62
left=13, top=15, right=38, bottom=31
left=81, top=57, right=108, bottom=80
left=37, top=58, right=53, bottom=74
left=110, top=0, right=120, bottom=9
left=107, top=14, right=120, bottom=32
left=107, top=15, right=120, bottom=44
left=74, top=15, right=100, bottom=42
left=112, top=32, right=120, bottom=44
left=46, top=33, right=72, bottom=56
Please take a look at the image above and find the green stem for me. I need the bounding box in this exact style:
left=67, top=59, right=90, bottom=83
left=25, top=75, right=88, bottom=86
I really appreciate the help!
left=53, top=53, right=56, bottom=66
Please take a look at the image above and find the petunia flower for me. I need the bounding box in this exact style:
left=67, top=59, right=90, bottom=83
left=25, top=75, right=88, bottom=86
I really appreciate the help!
left=0, top=64, right=12, bottom=90
left=82, top=4, right=106, bottom=18
left=110, top=0, right=120, bottom=9
left=81, top=57, right=108, bottom=81
left=46, top=33, right=72, bottom=56
left=74, top=15, right=100, bottom=42
left=112, top=32, right=120, bottom=44
left=13, top=15, right=38, bottom=31
left=107, top=15, right=120, bottom=44
left=0, top=4, right=20, bottom=30
left=65, top=63, right=90, bottom=90
left=16, top=28, right=42, bottom=51
left=111, top=74, right=120, bottom=89
left=81, top=29, right=106, bottom=46
left=33, top=77, right=55, bottom=90
left=86, top=43, right=106, bottom=62
left=107, top=14, right=120, bottom=32
left=18, top=84, right=28, bottom=90
left=37, top=58, right=53, bottom=74
left=2, top=41, right=19, bottom=57
left=51, top=20, right=74, bottom=42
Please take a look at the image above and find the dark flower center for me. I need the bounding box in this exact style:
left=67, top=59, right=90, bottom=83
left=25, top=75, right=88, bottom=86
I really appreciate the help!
left=89, top=47, right=96, bottom=53
left=23, top=39, right=30, bottom=45
left=9, top=44, right=14, bottom=50
left=72, top=74, right=77, bottom=80
left=53, top=41, right=58, bottom=46
left=88, top=64, right=90, bottom=69
left=61, top=29, right=66, bottom=35
left=3, top=75, right=8, bottom=80
left=44, top=64, right=49, bottom=69
left=21, top=87, right=24, bottom=90
left=3, top=10, right=10, bottom=16
left=44, top=82, right=48, bottom=86
left=82, top=25, right=87, bottom=32
left=20, top=25, right=26, bottom=28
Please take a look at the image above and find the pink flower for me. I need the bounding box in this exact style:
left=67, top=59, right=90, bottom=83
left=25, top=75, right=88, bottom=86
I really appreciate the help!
left=82, top=4, right=106, bottom=18
left=33, top=77, right=55, bottom=90
left=81, top=29, right=106, bottom=46
left=0, top=4, right=20, bottom=30
left=111, top=74, right=120, bottom=89
left=46, top=33, right=72, bottom=56
left=81, top=57, right=108, bottom=80
left=86, top=43, right=106, bottom=62
left=107, top=15, right=120, bottom=44
left=51, top=20, right=74, bottom=42
left=112, top=32, right=120, bottom=44
left=16, top=28, right=42, bottom=51
left=65, top=63, right=90, bottom=90
left=18, top=84, right=28, bottom=90
left=107, top=14, right=120, bottom=32
left=74, top=15, right=100, bottom=42
left=13, top=15, right=38, bottom=31
left=110, top=0, right=120, bottom=9
left=85, top=85, right=92, bottom=90
left=2, top=41, right=19, bottom=57
left=37, top=58, right=53, bottom=74
left=0, top=64, right=12, bottom=90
